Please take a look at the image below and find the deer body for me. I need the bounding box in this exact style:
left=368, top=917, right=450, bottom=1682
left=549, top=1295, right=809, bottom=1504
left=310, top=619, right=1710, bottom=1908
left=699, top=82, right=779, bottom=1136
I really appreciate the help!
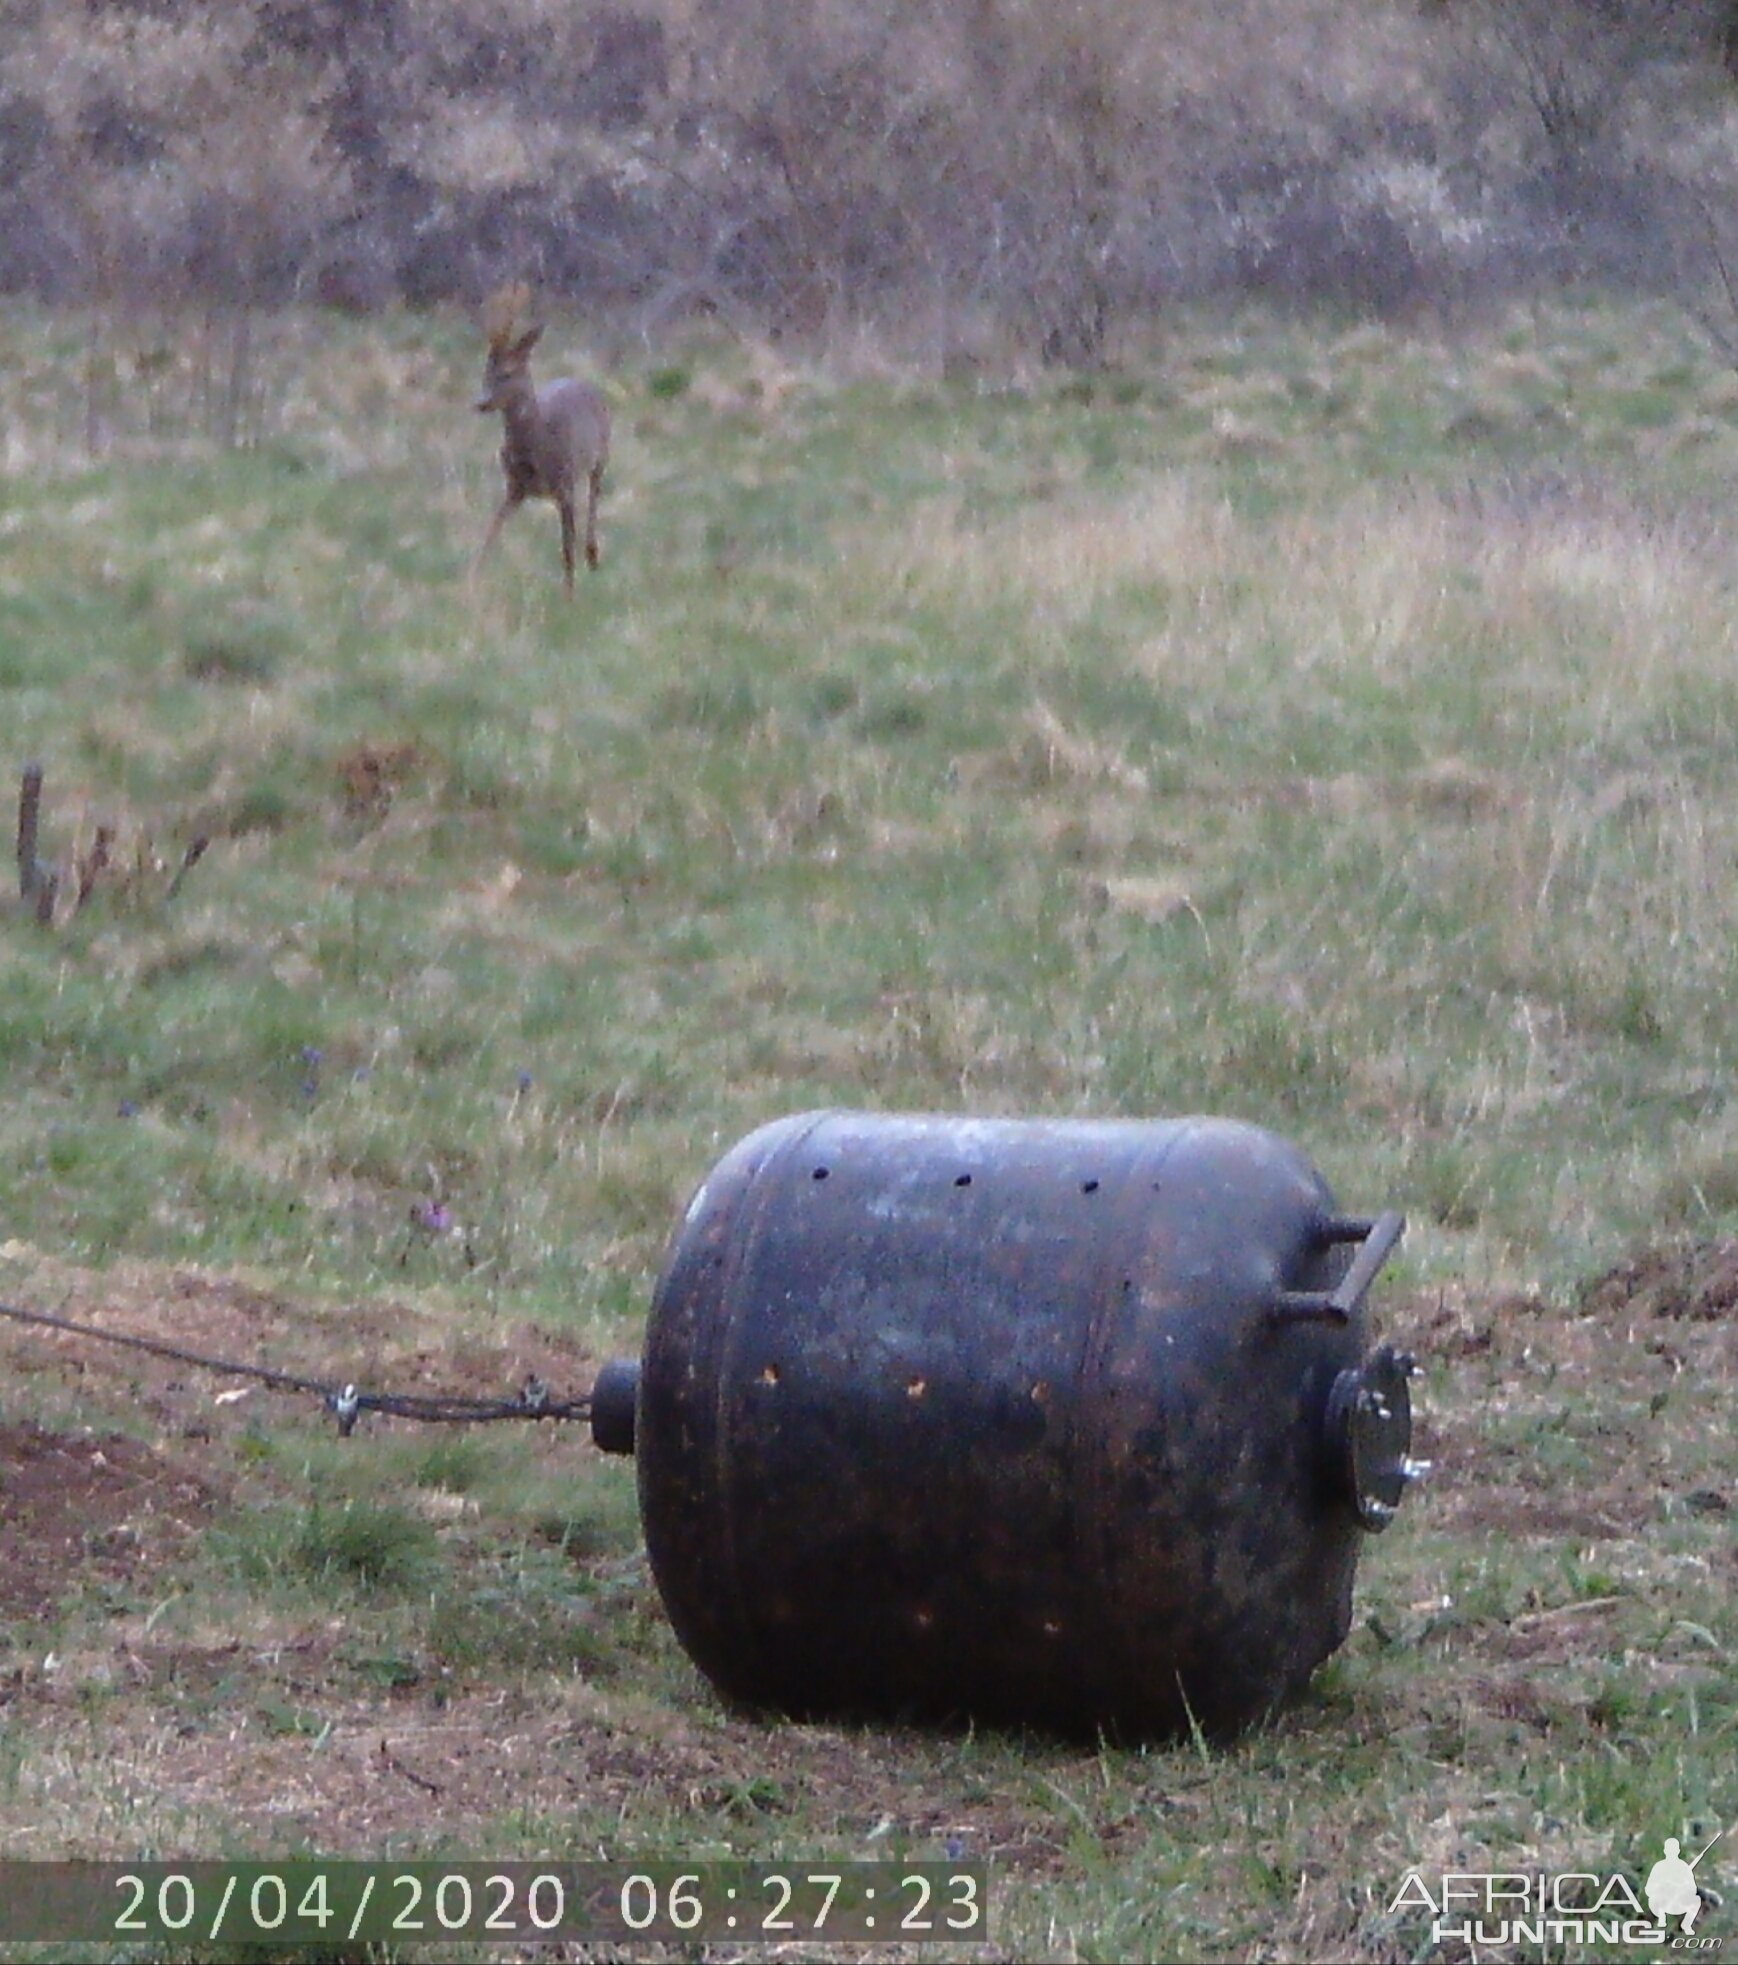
left=474, top=321, right=610, bottom=595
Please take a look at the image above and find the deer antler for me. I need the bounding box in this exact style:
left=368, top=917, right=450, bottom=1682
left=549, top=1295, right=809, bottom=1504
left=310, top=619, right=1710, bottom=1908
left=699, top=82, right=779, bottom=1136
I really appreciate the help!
left=483, top=280, right=536, bottom=351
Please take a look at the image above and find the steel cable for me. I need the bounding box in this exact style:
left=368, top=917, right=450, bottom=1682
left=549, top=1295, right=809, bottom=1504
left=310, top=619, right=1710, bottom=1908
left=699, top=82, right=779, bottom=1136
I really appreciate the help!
left=0, top=1296, right=592, bottom=1432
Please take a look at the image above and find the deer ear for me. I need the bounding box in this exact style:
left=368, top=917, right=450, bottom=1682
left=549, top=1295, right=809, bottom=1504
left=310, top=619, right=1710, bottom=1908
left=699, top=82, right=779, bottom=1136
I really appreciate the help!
left=511, top=325, right=544, bottom=357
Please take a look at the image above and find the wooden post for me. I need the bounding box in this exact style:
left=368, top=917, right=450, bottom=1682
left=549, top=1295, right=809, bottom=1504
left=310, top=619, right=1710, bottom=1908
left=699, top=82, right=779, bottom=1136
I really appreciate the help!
left=17, top=762, right=57, bottom=924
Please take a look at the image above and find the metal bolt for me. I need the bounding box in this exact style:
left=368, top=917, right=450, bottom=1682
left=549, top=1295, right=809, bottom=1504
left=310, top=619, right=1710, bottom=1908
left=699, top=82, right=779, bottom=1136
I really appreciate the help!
left=1400, top=1457, right=1433, bottom=1483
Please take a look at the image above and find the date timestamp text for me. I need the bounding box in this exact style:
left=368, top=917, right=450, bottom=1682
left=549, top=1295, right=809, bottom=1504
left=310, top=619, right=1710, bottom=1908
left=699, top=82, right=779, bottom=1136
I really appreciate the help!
left=0, top=1860, right=988, bottom=1945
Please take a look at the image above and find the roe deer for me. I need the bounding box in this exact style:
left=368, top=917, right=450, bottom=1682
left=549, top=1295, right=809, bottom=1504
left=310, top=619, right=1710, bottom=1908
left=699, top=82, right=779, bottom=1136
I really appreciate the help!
left=473, top=285, right=610, bottom=595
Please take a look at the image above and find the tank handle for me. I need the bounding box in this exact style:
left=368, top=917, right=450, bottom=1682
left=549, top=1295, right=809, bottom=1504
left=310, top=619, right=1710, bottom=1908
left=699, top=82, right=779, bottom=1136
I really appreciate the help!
left=1270, top=1209, right=1406, bottom=1324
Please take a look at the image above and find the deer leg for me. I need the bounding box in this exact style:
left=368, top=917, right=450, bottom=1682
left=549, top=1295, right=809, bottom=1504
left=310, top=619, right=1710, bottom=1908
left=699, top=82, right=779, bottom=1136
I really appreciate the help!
left=585, top=463, right=604, bottom=569
left=472, top=490, right=521, bottom=585
left=558, top=495, right=577, bottom=596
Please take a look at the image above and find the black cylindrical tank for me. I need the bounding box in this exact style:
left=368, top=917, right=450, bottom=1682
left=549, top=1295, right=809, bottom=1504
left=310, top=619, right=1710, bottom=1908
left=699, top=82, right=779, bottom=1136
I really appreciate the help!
left=603, top=1109, right=1421, bottom=1741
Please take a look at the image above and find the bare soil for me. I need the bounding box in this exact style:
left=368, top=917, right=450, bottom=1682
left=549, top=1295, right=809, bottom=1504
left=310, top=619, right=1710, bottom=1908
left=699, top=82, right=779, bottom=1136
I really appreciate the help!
left=0, top=1422, right=213, bottom=1622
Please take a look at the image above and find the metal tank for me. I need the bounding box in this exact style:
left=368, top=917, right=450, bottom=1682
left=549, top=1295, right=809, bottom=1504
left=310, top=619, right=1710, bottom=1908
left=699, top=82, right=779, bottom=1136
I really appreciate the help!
left=589, top=1109, right=1423, bottom=1740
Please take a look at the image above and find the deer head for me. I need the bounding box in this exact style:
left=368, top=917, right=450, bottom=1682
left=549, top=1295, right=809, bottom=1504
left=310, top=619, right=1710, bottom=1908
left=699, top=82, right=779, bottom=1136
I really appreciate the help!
left=476, top=282, right=543, bottom=412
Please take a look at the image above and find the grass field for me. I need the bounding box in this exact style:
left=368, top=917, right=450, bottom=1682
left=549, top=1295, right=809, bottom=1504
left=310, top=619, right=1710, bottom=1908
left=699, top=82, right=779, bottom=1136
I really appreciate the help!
left=0, top=296, right=1735, bottom=1961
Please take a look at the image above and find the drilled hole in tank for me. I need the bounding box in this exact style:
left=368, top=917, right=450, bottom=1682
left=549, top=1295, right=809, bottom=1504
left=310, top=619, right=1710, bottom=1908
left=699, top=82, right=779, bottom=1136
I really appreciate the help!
left=1030, top=1380, right=1050, bottom=1404
left=759, top=1363, right=781, bottom=1386
left=906, top=1376, right=927, bottom=1399
left=953, top=1172, right=972, bottom=1187
left=1081, top=1177, right=1100, bottom=1194
left=913, top=1607, right=934, bottom=1631
left=1041, top=1618, right=1064, bottom=1638
left=811, top=1166, right=829, bottom=1181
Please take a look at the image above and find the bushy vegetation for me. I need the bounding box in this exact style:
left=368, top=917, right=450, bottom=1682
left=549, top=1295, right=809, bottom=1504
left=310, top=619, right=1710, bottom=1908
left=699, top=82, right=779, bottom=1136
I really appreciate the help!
left=8, top=0, right=1738, bottom=361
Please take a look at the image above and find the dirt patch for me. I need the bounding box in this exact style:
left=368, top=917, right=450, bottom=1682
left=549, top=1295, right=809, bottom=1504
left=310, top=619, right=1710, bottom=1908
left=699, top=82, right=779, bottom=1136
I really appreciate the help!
left=1430, top=1473, right=1646, bottom=1542
left=1578, top=1239, right=1738, bottom=1322
left=335, top=739, right=430, bottom=821
left=1387, top=1246, right=1738, bottom=1538
left=1390, top=1285, right=1546, bottom=1361
left=0, top=1422, right=214, bottom=1622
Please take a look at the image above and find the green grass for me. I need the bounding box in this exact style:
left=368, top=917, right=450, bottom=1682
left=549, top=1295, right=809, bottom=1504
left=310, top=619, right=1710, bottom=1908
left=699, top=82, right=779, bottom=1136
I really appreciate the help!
left=2, top=297, right=1737, bottom=1959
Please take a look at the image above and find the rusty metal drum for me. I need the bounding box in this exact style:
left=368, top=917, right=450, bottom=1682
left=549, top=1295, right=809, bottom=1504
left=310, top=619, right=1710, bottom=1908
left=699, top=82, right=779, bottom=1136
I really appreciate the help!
left=598, top=1109, right=1420, bottom=1740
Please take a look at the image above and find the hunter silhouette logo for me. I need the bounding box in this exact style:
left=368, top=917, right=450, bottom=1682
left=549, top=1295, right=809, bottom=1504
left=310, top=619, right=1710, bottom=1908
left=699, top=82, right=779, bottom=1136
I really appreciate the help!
left=1389, top=1822, right=1726, bottom=1950
left=1647, top=1832, right=1721, bottom=1938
